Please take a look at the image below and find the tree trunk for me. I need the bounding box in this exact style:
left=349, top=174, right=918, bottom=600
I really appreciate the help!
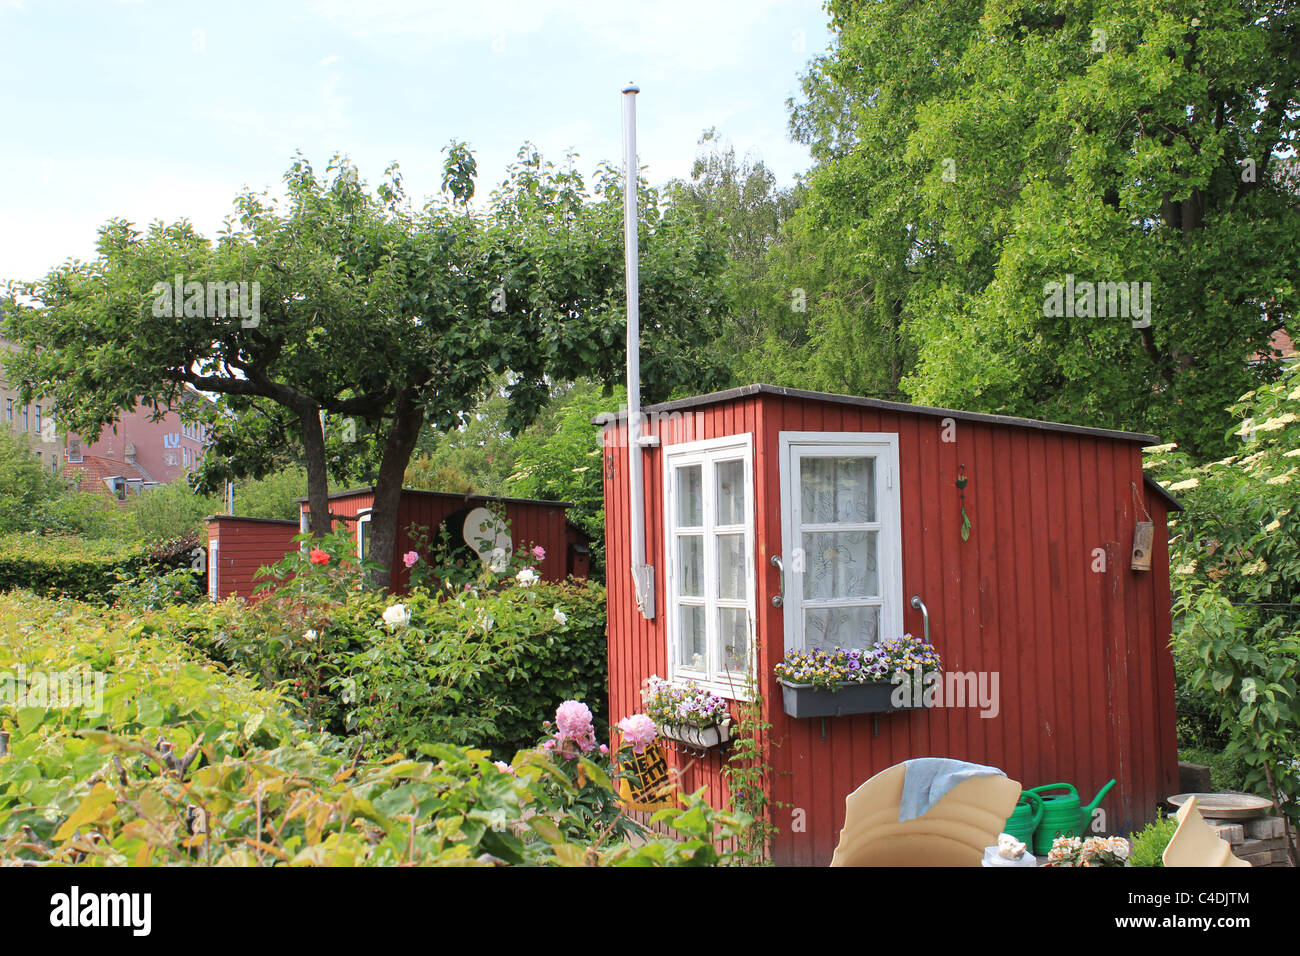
left=297, top=404, right=332, bottom=539
left=365, top=388, right=425, bottom=590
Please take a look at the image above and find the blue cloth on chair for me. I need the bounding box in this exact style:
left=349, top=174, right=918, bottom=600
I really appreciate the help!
left=898, top=758, right=1005, bottom=822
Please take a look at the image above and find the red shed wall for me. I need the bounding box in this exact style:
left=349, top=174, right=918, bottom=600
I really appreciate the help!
left=308, top=491, right=576, bottom=592
left=602, top=393, right=1178, bottom=866
left=205, top=517, right=300, bottom=601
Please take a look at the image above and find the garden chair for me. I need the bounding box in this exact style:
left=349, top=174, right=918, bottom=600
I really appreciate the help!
left=830, top=760, right=1022, bottom=867
left=1162, top=795, right=1250, bottom=867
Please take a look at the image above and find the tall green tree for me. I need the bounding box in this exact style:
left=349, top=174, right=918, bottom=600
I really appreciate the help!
left=785, top=0, right=1299, bottom=454
left=5, top=145, right=730, bottom=587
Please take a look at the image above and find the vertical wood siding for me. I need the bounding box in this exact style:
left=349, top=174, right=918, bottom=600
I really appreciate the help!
left=602, top=393, right=1178, bottom=866
left=205, top=517, right=300, bottom=601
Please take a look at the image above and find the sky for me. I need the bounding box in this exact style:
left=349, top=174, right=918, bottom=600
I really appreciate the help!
left=0, top=0, right=835, bottom=285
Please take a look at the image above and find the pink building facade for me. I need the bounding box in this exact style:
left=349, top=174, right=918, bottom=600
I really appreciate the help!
left=65, top=390, right=211, bottom=491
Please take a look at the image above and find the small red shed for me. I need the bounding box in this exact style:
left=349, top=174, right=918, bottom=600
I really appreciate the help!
left=205, top=488, right=589, bottom=602
left=296, top=487, right=588, bottom=592
left=204, top=515, right=300, bottom=601
left=598, top=384, right=1180, bottom=866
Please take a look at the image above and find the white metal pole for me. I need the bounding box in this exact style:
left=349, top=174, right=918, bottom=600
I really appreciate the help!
left=622, top=82, right=654, bottom=619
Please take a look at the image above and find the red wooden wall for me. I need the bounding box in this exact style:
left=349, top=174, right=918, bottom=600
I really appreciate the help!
left=204, top=516, right=300, bottom=601
left=602, top=389, right=1180, bottom=866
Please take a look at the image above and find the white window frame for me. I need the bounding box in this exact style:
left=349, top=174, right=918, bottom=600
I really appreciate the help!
left=778, top=432, right=903, bottom=656
left=208, top=541, right=219, bottom=602
left=356, top=509, right=373, bottom=561
left=662, top=432, right=756, bottom=700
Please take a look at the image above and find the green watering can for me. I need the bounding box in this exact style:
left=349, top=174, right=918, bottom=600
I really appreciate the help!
left=1002, top=790, right=1044, bottom=847
left=1028, top=780, right=1117, bottom=856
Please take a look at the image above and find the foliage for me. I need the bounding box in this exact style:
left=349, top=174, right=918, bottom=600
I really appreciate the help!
left=170, top=533, right=609, bottom=760
left=0, top=593, right=746, bottom=866
left=508, top=379, right=619, bottom=578
left=1127, top=811, right=1177, bottom=868
left=1178, top=747, right=1250, bottom=794
left=108, top=565, right=203, bottom=613
left=0, top=533, right=147, bottom=602
left=129, top=479, right=219, bottom=543
left=782, top=0, right=1299, bottom=457
left=233, top=465, right=309, bottom=521
left=6, top=143, right=733, bottom=589
left=1146, top=369, right=1300, bottom=837
left=722, top=672, right=780, bottom=866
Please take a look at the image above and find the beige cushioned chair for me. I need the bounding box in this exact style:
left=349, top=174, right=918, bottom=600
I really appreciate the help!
left=1162, top=795, right=1251, bottom=867
left=831, top=762, right=1022, bottom=867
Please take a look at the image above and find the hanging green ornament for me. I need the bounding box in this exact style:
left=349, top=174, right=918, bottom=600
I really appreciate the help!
left=956, top=465, right=971, bottom=542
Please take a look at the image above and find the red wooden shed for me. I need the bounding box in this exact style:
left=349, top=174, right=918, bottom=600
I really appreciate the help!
left=295, top=487, right=588, bottom=592
left=204, top=515, right=300, bottom=602
left=598, top=384, right=1180, bottom=866
left=205, top=489, right=589, bottom=602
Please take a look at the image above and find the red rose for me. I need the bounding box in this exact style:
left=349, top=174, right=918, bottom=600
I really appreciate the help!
left=308, top=548, right=330, bottom=565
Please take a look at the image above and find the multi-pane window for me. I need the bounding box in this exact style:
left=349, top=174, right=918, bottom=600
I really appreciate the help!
left=780, top=433, right=903, bottom=655
left=664, top=435, right=755, bottom=697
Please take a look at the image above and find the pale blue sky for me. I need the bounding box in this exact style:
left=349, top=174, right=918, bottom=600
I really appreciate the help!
left=0, top=0, right=834, bottom=284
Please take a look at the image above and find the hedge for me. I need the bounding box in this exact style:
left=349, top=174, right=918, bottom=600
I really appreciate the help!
left=0, top=534, right=149, bottom=602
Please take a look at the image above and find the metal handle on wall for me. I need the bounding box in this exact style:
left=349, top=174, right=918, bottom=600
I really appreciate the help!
left=771, top=555, right=784, bottom=608
left=910, top=595, right=929, bottom=643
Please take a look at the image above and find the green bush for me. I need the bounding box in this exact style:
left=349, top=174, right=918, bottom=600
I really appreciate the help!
left=182, top=534, right=610, bottom=759
left=1127, top=812, right=1177, bottom=867
left=0, top=533, right=148, bottom=602
left=1179, top=747, right=1252, bottom=793
left=233, top=465, right=308, bottom=521
left=0, top=592, right=747, bottom=866
left=129, top=479, right=219, bottom=542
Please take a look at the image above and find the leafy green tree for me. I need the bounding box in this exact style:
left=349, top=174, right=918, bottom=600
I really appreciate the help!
left=509, top=380, right=623, bottom=578
left=0, top=430, right=66, bottom=534
left=784, top=0, right=1299, bottom=454
left=6, top=146, right=730, bottom=587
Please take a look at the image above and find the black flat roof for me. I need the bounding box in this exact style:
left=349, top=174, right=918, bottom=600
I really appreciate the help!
left=592, top=383, right=1161, bottom=445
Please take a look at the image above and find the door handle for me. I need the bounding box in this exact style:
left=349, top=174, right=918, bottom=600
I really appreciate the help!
left=910, top=595, right=930, bottom=644
left=771, top=555, right=784, bottom=608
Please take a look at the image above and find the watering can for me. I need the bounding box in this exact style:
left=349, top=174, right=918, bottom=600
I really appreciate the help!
left=1002, top=790, right=1044, bottom=847
left=1028, top=780, right=1116, bottom=855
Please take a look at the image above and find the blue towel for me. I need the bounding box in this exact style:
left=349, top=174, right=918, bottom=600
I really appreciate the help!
left=898, top=757, right=1005, bottom=822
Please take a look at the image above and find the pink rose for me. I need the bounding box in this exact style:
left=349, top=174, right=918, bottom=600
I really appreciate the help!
left=532, top=545, right=546, bottom=562
left=402, top=550, right=419, bottom=568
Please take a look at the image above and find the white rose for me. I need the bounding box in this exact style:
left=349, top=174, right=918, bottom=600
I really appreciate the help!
left=381, top=604, right=411, bottom=628
left=304, top=629, right=318, bottom=641
left=516, top=568, right=539, bottom=587
left=553, top=607, right=567, bottom=625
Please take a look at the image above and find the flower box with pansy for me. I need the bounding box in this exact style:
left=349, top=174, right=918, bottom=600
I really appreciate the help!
left=774, top=634, right=942, bottom=718
left=640, top=675, right=733, bottom=749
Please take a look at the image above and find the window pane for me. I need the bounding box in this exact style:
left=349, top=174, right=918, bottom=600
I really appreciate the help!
left=804, top=605, right=880, bottom=652
left=676, top=464, right=703, bottom=526
left=800, top=456, right=875, bottom=523
left=716, top=459, right=745, bottom=525
left=718, top=606, right=750, bottom=676
left=717, top=533, right=746, bottom=599
left=677, top=535, right=703, bottom=597
left=802, top=531, right=878, bottom=599
left=679, top=604, right=706, bottom=670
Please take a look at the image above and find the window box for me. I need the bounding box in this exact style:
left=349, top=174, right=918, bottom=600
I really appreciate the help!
left=777, top=679, right=922, bottom=718
left=655, top=718, right=733, bottom=750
